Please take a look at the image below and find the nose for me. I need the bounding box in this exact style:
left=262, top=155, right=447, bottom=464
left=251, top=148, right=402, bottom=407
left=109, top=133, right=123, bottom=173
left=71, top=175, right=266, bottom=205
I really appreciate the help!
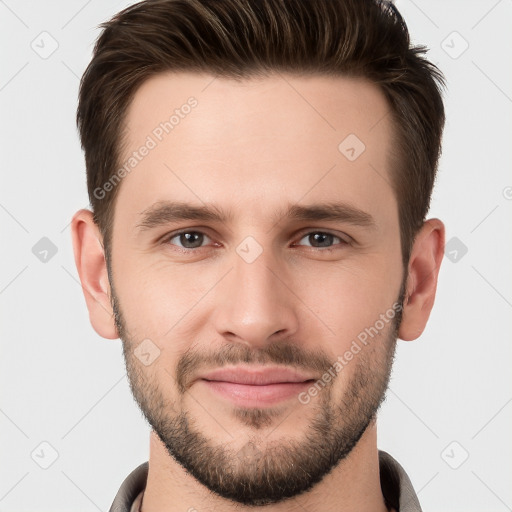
left=211, top=244, right=300, bottom=350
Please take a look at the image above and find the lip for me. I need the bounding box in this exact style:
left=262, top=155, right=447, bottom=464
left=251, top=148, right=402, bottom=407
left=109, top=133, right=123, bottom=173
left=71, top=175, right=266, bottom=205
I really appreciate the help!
left=196, top=366, right=316, bottom=407
left=199, top=366, right=316, bottom=385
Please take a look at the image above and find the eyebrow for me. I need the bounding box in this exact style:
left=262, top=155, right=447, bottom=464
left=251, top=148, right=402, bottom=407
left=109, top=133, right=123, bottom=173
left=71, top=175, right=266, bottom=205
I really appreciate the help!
left=136, top=200, right=377, bottom=232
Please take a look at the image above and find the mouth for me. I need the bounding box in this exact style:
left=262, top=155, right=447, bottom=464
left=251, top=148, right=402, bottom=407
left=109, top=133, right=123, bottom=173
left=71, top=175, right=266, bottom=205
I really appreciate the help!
left=196, top=366, right=316, bottom=407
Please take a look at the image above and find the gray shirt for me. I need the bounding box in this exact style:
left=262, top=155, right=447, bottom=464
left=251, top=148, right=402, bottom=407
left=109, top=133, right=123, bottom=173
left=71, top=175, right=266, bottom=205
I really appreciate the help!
left=109, top=450, right=422, bottom=512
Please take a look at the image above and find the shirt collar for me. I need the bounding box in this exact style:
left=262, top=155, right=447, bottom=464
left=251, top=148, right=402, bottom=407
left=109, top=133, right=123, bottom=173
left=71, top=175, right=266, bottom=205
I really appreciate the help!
left=110, top=450, right=422, bottom=512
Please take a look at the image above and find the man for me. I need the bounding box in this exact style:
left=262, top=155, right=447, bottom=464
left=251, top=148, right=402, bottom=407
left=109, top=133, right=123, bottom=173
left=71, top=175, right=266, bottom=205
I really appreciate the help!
left=71, top=0, right=445, bottom=510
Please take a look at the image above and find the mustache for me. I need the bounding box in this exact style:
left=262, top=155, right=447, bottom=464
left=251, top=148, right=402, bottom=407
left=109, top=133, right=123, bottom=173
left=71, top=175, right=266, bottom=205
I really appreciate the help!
left=175, top=341, right=334, bottom=394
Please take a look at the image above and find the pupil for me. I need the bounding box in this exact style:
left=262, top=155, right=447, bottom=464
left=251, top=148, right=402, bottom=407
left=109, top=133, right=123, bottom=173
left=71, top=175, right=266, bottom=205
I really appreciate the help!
left=181, top=232, right=202, bottom=248
left=311, top=233, right=332, bottom=247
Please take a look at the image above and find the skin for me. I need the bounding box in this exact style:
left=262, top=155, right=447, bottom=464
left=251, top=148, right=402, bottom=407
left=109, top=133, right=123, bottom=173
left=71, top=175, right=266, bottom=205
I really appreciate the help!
left=71, top=72, right=445, bottom=512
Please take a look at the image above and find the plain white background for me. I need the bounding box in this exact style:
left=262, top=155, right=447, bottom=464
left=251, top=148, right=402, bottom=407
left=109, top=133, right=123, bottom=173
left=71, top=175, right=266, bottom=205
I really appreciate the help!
left=1, top=1, right=511, bottom=510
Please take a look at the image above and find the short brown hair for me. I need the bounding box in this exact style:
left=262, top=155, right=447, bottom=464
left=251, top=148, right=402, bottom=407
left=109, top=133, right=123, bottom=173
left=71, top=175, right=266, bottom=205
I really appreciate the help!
left=77, top=0, right=445, bottom=268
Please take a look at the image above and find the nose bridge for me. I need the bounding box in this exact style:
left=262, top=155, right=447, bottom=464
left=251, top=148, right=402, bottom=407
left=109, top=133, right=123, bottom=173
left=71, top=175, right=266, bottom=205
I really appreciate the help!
left=234, top=240, right=281, bottom=302
left=214, top=237, right=298, bottom=347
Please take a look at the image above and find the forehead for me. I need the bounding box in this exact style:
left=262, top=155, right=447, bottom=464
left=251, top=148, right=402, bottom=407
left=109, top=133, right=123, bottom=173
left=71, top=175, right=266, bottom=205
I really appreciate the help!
left=116, top=71, right=396, bottom=230
left=123, top=71, right=391, bottom=148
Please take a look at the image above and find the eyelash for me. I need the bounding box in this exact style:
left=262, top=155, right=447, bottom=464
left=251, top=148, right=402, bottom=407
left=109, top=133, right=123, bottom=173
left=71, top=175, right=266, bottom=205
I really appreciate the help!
left=161, top=229, right=350, bottom=253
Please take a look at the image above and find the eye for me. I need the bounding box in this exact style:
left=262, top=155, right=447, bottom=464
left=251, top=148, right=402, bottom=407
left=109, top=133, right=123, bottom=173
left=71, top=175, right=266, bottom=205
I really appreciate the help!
left=162, top=229, right=349, bottom=252
left=165, top=230, right=213, bottom=249
left=295, top=231, right=348, bottom=250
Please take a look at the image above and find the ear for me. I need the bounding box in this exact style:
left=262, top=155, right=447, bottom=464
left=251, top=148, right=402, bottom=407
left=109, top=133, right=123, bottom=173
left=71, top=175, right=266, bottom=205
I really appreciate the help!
left=70, top=209, right=118, bottom=339
left=398, top=218, right=445, bottom=341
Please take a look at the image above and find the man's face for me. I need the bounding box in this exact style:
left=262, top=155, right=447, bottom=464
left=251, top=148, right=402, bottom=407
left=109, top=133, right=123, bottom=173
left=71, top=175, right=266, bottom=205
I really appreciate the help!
left=109, top=72, right=405, bottom=505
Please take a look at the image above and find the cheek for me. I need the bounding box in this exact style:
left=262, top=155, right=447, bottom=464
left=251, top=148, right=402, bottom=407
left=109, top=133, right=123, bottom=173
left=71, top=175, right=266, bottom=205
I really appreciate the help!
left=294, top=255, right=402, bottom=352
left=112, top=254, right=218, bottom=349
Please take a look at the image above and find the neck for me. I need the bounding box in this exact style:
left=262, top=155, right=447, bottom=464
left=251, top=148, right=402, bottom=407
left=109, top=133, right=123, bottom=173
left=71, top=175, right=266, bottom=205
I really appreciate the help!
left=140, top=421, right=389, bottom=512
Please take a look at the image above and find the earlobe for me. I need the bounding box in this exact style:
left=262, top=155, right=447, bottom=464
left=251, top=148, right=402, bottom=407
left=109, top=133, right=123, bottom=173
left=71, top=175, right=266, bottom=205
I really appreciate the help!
left=398, top=218, right=445, bottom=341
left=70, top=209, right=118, bottom=340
